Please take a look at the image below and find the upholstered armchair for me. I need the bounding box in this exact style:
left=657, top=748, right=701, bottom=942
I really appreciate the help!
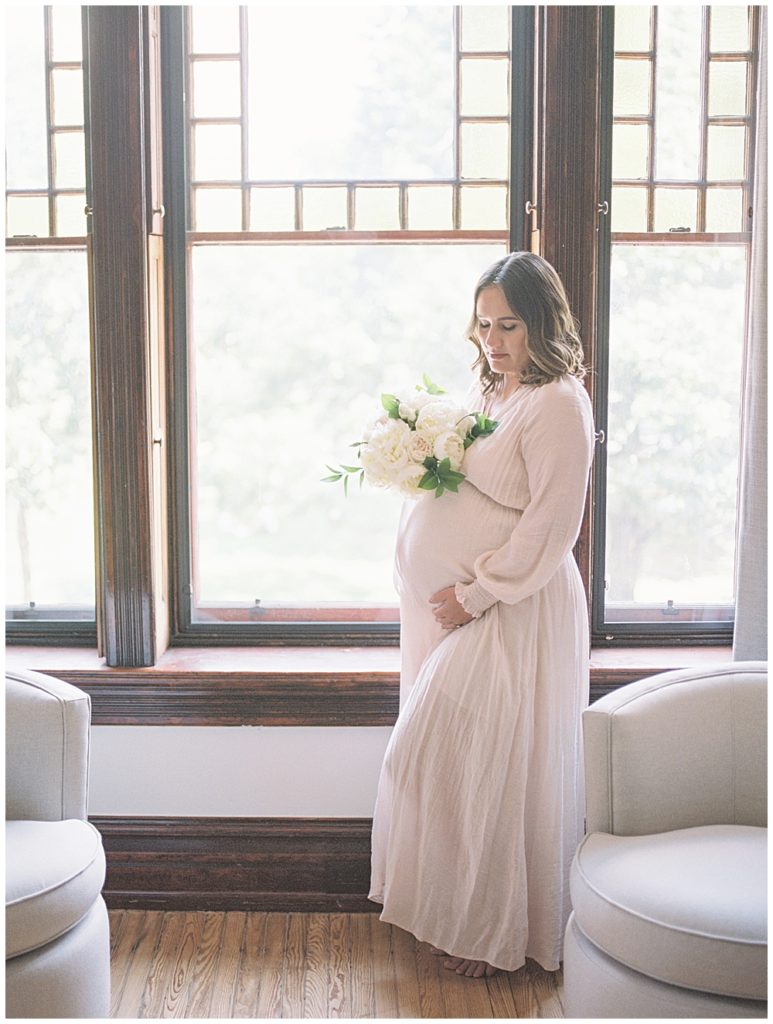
left=564, top=661, right=767, bottom=1018
left=6, top=668, right=110, bottom=1018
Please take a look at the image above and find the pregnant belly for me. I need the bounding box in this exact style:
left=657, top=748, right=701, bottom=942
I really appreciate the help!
left=394, top=480, right=522, bottom=601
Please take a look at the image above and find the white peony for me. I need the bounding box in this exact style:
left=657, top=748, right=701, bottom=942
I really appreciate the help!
left=454, top=413, right=477, bottom=439
left=407, top=430, right=433, bottom=464
left=398, top=401, right=419, bottom=423
left=367, top=418, right=411, bottom=473
left=433, top=430, right=466, bottom=471
left=359, top=448, right=390, bottom=487
left=415, top=400, right=459, bottom=441
left=395, top=462, right=429, bottom=498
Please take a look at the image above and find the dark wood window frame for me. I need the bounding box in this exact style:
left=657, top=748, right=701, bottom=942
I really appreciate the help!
left=7, top=6, right=756, bottom=670
left=591, top=5, right=759, bottom=646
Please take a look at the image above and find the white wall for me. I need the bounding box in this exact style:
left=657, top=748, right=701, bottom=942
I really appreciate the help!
left=89, top=725, right=392, bottom=817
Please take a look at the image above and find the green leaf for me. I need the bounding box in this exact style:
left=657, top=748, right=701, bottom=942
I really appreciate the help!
left=422, top=373, right=446, bottom=395
left=381, top=393, right=400, bottom=417
left=321, top=474, right=342, bottom=483
left=418, top=470, right=438, bottom=490
left=359, top=470, right=365, bottom=489
left=341, top=465, right=360, bottom=473
left=343, top=474, right=349, bottom=497
left=422, top=455, right=438, bottom=471
left=473, top=413, right=498, bottom=438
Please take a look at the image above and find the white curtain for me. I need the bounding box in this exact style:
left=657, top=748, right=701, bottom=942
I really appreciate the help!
left=733, top=9, right=767, bottom=661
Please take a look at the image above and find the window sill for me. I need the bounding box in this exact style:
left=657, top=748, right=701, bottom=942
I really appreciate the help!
left=6, top=644, right=734, bottom=726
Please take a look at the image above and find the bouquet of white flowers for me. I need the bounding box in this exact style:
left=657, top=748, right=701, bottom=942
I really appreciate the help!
left=324, top=375, right=498, bottom=498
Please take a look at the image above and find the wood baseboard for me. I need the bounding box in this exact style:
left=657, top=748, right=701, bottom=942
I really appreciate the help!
left=93, top=816, right=377, bottom=913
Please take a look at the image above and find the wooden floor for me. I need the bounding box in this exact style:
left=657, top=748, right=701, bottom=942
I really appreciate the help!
left=109, top=910, right=564, bottom=1018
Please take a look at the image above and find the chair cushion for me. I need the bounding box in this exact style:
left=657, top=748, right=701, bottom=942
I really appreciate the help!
left=6, top=819, right=106, bottom=958
left=571, top=824, right=767, bottom=1001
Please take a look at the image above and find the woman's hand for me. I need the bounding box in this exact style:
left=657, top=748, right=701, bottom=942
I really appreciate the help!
left=430, top=586, right=474, bottom=630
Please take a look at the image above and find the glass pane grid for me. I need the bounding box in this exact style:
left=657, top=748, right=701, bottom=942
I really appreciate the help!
left=186, top=5, right=511, bottom=235
left=5, top=6, right=87, bottom=240
left=611, top=5, right=754, bottom=236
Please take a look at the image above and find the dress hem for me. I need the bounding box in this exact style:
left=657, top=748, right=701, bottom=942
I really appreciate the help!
left=372, top=904, right=560, bottom=974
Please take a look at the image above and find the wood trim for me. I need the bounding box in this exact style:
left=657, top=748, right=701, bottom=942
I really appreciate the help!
left=6, top=644, right=733, bottom=725
left=93, top=816, right=375, bottom=912
left=72, top=668, right=678, bottom=724
left=68, top=669, right=398, bottom=726
left=537, top=7, right=603, bottom=614
left=85, top=8, right=157, bottom=667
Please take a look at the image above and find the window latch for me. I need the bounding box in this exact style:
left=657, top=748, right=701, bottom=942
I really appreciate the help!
left=594, top=429, right=605, bottom=444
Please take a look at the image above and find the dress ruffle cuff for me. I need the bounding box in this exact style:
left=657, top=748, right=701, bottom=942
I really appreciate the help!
left=454, top=580, right=498, bottom=619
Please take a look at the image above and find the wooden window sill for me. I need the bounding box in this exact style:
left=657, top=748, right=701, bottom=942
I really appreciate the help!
left=6, top=644, right=734, bottom=726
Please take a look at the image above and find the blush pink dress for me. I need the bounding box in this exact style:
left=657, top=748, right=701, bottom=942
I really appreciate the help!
left=368, top=374, right=595, bottom=972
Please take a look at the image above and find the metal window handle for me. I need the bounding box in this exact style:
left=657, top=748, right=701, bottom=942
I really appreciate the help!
left=525, top=200, right=537, bottom=216
left=597, top=201, right=609, bottom=216
left=595, top=429, right=606, bottom=444
left=153, top=205, right=165, bottom=218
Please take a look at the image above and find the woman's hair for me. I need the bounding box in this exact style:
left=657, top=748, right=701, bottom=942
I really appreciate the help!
left=466, top=251, right=586, bottom=393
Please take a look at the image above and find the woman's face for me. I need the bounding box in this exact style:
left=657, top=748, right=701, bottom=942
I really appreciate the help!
left=476, top=285, right=529, bottom=378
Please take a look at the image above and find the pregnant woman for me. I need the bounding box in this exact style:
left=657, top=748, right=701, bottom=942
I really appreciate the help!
left=369, top=251, right=595, bottom=979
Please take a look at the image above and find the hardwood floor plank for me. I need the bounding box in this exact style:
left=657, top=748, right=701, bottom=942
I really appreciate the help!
left=109, top=910, right=126, bottom=955
left=253, top=913, right=288, bottom=1019
left=112, top=911, right=164, bottom=1019
left=414, top=938, right=449, bottom=1019
left=487, top=965, right=526, bottom=1018
left=369, top=917, right=399, bottom=1020
left=281, top=913, right=306, bottom=1018
left=142, top=911, right=200, bottom=1018
left=109, top=910, right=148, bottom=1018
left=302, top=913, right=330, bottom=1019
left=184, top=911, right=226, bottom=1018
left=209, top=912, right=246, bottom=1019
left=327, top=913, right=351, bottom=1018
left=232, top=912, right=266, bottom=1018
left=389, top=923, right=423, bottom=1019
left=348, top=913, right=376, bottom=1018
left=529, top=960, right=564, bottom=1017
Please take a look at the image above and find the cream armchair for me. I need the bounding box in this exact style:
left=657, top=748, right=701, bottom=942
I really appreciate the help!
left=6, top=668, right=110, bottom=1018
left=564, top=661, right=767, bottom=1018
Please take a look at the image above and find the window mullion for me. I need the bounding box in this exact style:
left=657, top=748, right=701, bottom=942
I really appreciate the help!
left=84, top=6, right=159, bottom=666
left=537, top=5, right=605, bottom=608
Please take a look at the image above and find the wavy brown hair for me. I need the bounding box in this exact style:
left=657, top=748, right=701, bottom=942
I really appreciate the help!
left=466, top=251, right=586, bottom=394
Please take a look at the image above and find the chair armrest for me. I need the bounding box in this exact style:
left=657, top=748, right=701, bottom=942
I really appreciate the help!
left=6, top=668, right=92, bottom=822
left=583, top=661, right=767, bottom=836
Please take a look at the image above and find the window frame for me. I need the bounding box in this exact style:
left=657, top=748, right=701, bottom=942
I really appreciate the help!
left=590, top=4, right=759, bottom=646
left=5, top=7, right=96, bottom=645
left=162, top=5, right=534, bottom=646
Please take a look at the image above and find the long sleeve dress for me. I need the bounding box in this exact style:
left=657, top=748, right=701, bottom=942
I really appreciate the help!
left=368, top=373, right=595, bottom=973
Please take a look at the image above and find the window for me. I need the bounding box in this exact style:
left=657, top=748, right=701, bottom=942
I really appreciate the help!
left=5, top=6, right=762, bottom=659
left=169, top=6, right=513, bottom=639
left=593, top=5, right=758, bottom=642
left=5, top=6, right=96, bottom=640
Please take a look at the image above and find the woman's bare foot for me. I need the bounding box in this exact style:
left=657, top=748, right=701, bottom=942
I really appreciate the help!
left=443, top=956, right=498, bottom=978
left=430, top=946, right=448, bottom=956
